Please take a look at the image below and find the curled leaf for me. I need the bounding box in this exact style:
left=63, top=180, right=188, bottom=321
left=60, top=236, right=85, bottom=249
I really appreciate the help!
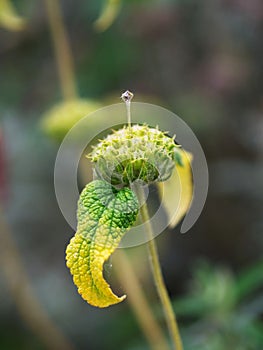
left=66, top=180, right=139, bottom=307
left=94, top=0, right=121, bottom=32
left=157, top=150, right=193, bottom=228
left=0, top=0, right=26, bottom=31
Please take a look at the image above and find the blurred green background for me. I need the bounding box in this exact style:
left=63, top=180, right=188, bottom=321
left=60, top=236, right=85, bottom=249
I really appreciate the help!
left=0, top=0, right=263, bottom=349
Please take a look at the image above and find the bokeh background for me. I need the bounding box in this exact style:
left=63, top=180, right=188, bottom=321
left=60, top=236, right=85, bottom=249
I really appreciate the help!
left=0, top=0, right=263, bottom=349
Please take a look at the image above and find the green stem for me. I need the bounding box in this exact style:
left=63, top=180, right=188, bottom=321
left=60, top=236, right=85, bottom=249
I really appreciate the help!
left=135, top=185, right=184, bottom=350
left=115, top=250, right=170, bottom=350
left=45, top=0, right=77, bottom=100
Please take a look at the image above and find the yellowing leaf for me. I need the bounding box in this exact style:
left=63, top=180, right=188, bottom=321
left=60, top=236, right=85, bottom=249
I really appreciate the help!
left=0, top=0, right=26, bottom=31
left=94, top=0, right=121, bottom=32
left=157, top=150, right=193, bottom=228
left=41, top=99, right=101, bottom=142
left=66, top=180, right=139, bottom=307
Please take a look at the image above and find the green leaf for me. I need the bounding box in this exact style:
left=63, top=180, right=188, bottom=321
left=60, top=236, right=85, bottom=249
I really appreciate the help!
left=235, top=259, right=263, bottom=302
left=0, top=0, right=26, bottom=31
left=66, top=180, right=139, bottom=307
left=94, top=0, right=122, bottom=32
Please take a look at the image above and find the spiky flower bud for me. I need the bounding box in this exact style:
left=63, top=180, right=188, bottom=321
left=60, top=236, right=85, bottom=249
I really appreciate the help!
left=90, top=124, right=182, bottom=185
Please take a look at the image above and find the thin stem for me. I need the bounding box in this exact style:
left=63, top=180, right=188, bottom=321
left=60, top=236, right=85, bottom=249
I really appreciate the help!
left=126, top=101, right=131, bottom=128
left=45, top=0, right=77, bottom=100
left=0, top=206, right=75, bottom=350
left=121, top=90, right=134, bottom=129
left=115, top=250, right=170, bottom=350
left=135, top=185, right=184, bottom=350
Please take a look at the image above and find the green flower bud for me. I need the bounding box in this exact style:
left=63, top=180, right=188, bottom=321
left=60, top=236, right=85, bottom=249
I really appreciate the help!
left=41, top=99, right=101, bottom=141
left=89, top=124, right=182, bottom=185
